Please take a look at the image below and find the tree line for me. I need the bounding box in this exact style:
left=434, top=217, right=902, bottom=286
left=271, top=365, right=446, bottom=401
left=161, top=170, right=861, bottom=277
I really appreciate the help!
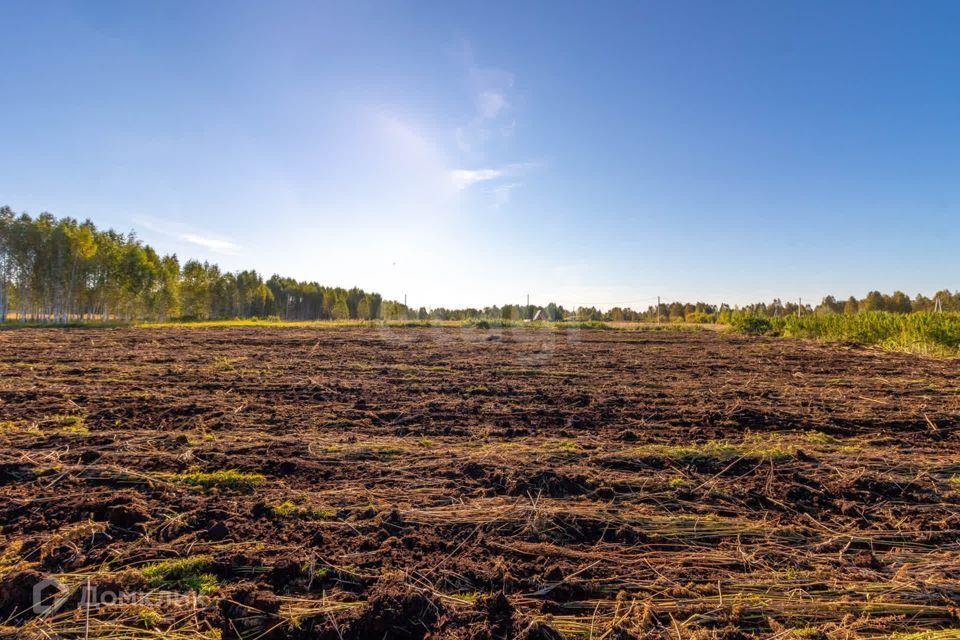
left=1, top=208, right=955, bottom=324
left=0, top=208, right=399, bottom=322
left=572, top=291, right=959, bottom=324
left=422, top=292, right=959, bottom=324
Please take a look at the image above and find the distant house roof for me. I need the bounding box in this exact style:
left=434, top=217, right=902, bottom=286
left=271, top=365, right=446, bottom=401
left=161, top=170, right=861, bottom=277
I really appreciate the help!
left=532, top=308, right=548, bottom=321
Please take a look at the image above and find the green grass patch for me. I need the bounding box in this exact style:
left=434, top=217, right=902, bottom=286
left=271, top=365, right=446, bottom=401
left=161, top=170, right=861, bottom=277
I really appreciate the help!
left=624, top=324, right=709, bottom=333
left=40, top=414, right=88, bottom=435
left=626, top=440, right=792, bottom=464
left=172, top=469, right=265, bottom=491
left=271, top=500, right=337, bottom=520
left=134, top=607, right=163, bottom=629
left=891, top=631, right=960, bottom=640
left=210, top=356, right=243, bottom=371
left=139, top=556, right=218, bottom=594
left=555, top=321, right=612, bottom=330
left=0, top=420, right=36, bottom=436
left=465, top=385, right=491, bottom=395
left=540, top=439, right=582, bottom=453
left=804, top=430, right=843, bottom=445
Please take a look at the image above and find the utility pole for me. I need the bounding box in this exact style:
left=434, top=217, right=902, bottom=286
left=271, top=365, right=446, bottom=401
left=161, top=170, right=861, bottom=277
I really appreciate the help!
left=657, top=296, right=661, bottom=324
left=526, top=293, right=530, bottom=320
left=934, top=295, right=943, bottom=313
left=798, top=297, right=802, bottom=318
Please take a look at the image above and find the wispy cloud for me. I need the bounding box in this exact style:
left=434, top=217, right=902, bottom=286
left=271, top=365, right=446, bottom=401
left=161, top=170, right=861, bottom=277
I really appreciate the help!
left=180, top=233, right=240, bottom=254
left=135, top=216, right=242, bottom=256
left=450, top=168, right=503, bottom=190
left=450, top=161, right=541, bottom=197
left=476, top=90, right=508, bottom=120
left=453, top=42, right=517, bottom=154
left=450, top=162, right=542, bottom=208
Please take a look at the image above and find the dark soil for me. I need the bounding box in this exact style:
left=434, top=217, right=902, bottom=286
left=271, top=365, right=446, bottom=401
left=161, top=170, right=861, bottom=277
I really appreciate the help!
left=0, top=326, right=958, bottom=638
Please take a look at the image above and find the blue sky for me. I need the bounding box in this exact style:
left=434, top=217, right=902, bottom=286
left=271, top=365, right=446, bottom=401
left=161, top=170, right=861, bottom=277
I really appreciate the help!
left=1, top=1, right=957, bottom=309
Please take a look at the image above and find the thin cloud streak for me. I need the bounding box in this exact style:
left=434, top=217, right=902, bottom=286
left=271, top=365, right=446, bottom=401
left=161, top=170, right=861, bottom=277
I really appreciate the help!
left=135, top=216, right=242, bottom=256
left=450, top=168, right=503, bottom=190
left=180, top=233, right=240, bottom=254
left=452, top=41, right=516, bottom=153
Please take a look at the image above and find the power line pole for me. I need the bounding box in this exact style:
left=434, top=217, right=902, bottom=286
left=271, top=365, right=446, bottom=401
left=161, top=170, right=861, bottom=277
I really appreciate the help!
left=798, top=297, right=802, bottom=318
left=657, top=296, right=661, bottom=324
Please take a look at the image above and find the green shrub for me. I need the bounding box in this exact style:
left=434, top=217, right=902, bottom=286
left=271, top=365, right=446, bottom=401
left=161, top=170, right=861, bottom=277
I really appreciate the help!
left=772, top=312, right=960, bottom=355
left=731, top=314, right=773, bottom=335
left=558, top=321, right=612, bottom=330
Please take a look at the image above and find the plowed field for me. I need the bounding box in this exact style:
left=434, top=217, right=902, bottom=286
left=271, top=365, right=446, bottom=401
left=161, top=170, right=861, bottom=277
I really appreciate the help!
left=1, top=327, right=959, bottom=639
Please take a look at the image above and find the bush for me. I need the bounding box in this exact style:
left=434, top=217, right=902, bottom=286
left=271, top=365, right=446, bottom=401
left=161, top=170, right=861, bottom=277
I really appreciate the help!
left=773, top=311, right=960, bottom=355
left=731, top=314, right=773, bottom=335
left=684, top=311, right=716, bottom=324
left=561, top=321, right=612, bottom=330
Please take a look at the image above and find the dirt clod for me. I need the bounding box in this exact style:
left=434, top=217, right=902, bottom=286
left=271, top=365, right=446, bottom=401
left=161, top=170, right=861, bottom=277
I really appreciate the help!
left=0, top=570, right=48, bottom=623
left=219, top=582, right=283, bottom=639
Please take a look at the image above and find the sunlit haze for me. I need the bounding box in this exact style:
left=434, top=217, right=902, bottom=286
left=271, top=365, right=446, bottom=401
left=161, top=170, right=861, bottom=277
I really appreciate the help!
left=2, top=1, right=957, bottom=309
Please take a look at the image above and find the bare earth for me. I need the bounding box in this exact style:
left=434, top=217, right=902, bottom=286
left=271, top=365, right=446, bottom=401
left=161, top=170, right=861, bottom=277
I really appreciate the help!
left=1, top=327, right=959, bottom=639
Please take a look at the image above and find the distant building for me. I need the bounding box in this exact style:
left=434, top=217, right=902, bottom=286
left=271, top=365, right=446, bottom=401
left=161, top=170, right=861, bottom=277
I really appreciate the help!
left=532, top=308, right=548, bottom=321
